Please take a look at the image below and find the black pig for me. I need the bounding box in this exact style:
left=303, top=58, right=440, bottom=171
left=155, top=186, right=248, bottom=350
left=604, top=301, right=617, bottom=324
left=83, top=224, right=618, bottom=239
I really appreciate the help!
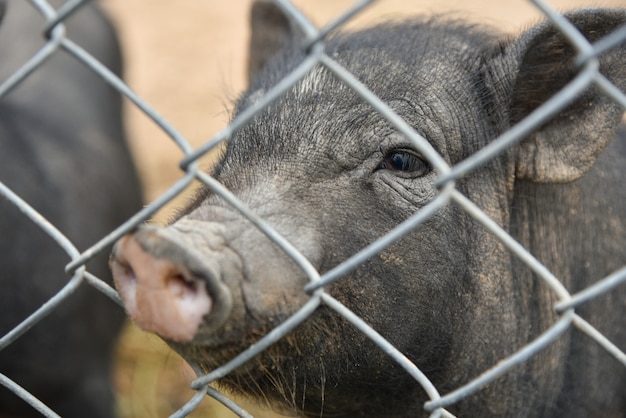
left=111, top=3, right=626, bottom=417
left=0, top=1, right=142, bottom=417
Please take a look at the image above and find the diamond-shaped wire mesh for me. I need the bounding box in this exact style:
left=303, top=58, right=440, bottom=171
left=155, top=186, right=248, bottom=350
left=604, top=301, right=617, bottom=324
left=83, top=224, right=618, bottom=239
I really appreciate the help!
left=0, top=0, right=625, bottom=417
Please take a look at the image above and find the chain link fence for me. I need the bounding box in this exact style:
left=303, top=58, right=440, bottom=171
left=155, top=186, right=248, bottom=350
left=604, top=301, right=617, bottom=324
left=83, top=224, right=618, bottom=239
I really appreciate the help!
left=1, top=0, right=625, bottom=417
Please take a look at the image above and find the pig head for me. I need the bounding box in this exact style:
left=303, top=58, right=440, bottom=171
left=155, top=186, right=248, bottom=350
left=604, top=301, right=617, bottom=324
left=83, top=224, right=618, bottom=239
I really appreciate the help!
left=111, top=4, right=626, bottom=417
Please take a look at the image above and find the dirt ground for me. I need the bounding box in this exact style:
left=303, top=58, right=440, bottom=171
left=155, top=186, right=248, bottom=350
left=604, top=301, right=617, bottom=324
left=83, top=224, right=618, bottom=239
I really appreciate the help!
left=98, top=0, right=626, bottom=416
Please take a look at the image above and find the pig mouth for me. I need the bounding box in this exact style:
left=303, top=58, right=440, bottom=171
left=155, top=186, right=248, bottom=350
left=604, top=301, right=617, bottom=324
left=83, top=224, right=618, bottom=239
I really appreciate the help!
left=169, top=307, right=363, bottom=415
left=169, top=307, right=422, bottom=418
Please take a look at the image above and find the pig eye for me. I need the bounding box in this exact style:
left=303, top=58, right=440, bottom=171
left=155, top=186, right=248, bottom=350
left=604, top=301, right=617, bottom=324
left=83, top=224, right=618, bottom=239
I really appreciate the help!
left=377, top=149, right=430, bottom=177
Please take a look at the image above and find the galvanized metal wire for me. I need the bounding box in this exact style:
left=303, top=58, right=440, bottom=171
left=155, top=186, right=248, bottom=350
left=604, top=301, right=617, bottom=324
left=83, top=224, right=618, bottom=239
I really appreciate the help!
left=1, top=0, right=625, bottom=417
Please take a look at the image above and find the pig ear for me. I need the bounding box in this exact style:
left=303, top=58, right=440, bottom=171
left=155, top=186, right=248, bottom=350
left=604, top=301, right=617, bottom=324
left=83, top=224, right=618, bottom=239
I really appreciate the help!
left=247, top=0, right=304, bottom=86
left=503, top=9, right=626, bottom=183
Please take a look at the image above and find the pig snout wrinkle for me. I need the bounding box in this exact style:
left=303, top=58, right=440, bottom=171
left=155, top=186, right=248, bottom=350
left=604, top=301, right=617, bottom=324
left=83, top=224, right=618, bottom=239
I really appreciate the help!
left=110, top=233, right=213, bottom=343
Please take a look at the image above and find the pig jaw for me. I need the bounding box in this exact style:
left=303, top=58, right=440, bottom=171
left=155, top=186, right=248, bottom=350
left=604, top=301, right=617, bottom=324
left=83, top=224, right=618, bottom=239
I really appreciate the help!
left=110, top=223, right=234, bottom=343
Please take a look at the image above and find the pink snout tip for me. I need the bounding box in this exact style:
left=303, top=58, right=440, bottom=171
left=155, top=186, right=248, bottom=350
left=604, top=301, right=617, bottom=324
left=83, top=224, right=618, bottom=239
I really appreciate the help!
left=110, top=234, right=212, bottom=343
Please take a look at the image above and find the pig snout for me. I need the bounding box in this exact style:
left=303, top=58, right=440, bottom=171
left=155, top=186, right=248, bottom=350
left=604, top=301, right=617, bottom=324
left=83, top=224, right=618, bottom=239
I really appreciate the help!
left=110, top=225, right=232, bottom=343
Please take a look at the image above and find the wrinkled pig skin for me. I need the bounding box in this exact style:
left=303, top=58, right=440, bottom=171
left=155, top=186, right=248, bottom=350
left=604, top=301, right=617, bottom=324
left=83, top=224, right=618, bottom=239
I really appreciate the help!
left=0, top=1, right=142, bottom=417
left=111, top=3, right=626, bottom=417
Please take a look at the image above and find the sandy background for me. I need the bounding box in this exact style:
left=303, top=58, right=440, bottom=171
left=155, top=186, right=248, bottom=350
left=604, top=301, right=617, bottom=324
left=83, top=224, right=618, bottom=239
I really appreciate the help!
left=97, top=0, right=626, bottom=416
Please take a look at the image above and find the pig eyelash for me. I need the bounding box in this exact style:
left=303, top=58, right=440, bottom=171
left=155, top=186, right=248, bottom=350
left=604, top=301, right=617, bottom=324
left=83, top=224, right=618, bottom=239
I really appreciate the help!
left=376, top=148, right=431, bottom=178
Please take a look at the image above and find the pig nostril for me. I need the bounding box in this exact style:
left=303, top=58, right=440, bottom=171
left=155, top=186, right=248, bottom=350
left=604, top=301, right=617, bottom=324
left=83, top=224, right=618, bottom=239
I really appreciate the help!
left=111, top=257, right=136, bottom=285
left=168, top=273, right=201, bottom=300
left=123, top=264, right=136, bottom=283
left=110, top=255, right=140, bottom=316
left=109, top=257, right=137, bottom=284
